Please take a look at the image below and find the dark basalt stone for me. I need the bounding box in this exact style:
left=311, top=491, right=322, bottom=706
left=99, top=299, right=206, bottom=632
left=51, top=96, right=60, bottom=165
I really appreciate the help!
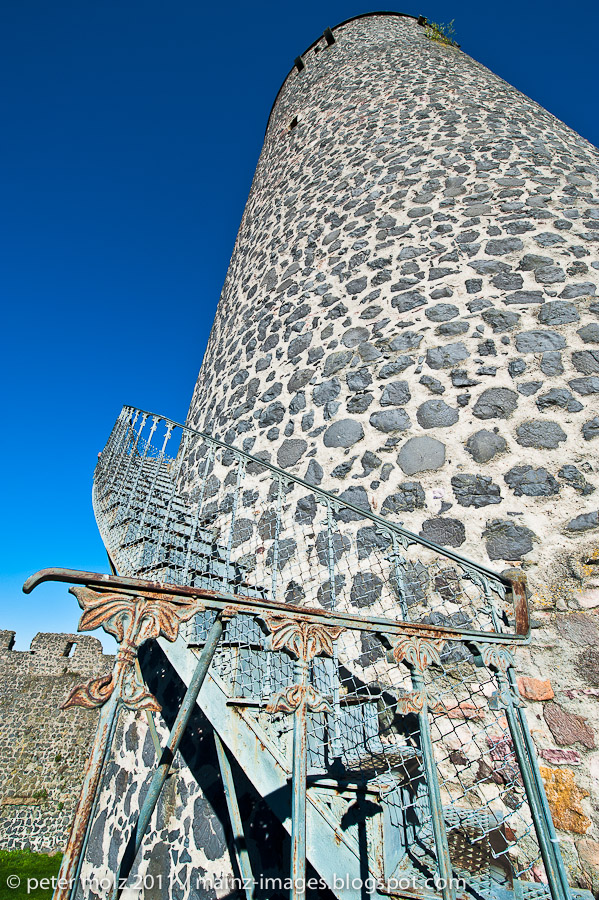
left=465, top=429, right=507, bottom=463
left=426, top=342, right=469, bottom=369
left=472, top=388, right=518, bottom=420
left=572, top=350, right=599, bottom=374
left=484, top=519, right=536, bottom=560
left=451, top=474, right=502, bottom=508
left=504, top=466, right=560, bottom=497
left=565, top=512, right=599, bottom=533
left=482, top=309, right=520, bottom=332
left=276, top=439, right=307, bottom=468
left=416, top=399, right=459, bottom=429
left=515, top=331, right=566, bottom=353
left=323, top=419, right=364, bottom=448
left=380, top=381, right=411, bottom=406
left=350, top=572, right=383, bottom=608
left=583, top=417, right=599, bottom=441
left=397, top=436, right=445, bottom=475
left=537, top=300, right=579, bottom=325
left=516, top=420, right=567, bottom=449
left=419, top=518, right=466, bottom=548
left=370, top=408, right=411, bottom=433
left=381, top=483, right=425, bottom=514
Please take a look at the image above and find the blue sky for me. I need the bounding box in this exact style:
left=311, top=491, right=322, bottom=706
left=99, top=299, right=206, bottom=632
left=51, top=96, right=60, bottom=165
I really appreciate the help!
left=1, top=0, right=597, bottom=651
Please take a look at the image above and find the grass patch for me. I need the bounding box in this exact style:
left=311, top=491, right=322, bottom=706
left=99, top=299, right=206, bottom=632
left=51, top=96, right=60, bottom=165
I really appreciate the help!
left=0, top=849, right=62, bottom=899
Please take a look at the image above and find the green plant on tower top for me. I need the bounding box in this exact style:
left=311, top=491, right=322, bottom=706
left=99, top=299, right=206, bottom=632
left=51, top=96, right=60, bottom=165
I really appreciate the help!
left=424, top=19, right=459, bottom=48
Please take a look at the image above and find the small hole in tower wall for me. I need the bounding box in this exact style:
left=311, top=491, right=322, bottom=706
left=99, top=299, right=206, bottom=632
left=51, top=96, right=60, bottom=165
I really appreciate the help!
left=289, top=116, right=298, bottom=131
left=63, top=641, right=77, bottom=658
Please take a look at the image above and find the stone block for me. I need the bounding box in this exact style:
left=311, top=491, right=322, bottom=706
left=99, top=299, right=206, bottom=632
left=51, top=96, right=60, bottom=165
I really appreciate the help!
left=539, top=766, right=591, bottom=834
left=517, top=676, right=554, bottom=701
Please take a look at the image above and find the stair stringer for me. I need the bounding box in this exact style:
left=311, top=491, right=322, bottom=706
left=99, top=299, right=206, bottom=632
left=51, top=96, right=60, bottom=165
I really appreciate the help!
left=160, top=634, right=389, bottom=900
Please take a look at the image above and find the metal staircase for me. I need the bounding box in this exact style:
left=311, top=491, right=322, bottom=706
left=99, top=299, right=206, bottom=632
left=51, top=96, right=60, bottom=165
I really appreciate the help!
left=28, top=405, right=590, bottom=900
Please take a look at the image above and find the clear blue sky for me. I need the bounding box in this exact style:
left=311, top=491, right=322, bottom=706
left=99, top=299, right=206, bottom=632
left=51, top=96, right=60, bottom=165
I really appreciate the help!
left=1, top=0, right=597, bottom=651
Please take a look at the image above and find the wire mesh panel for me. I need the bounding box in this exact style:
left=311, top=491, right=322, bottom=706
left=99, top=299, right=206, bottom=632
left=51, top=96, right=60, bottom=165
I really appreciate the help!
left=94, top=406, right=514, bottom=638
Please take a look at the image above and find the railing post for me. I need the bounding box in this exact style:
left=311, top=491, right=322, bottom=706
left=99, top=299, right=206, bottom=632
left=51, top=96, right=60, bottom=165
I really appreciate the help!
left=113, top=611, right=227, bottom=898
left=52, top=692, right=120, bottom=900
left=476, top=645, right=571, bottom=900
left=394, top=637, right=455, bottom=900
left=291, top=656, right=309, bottom=900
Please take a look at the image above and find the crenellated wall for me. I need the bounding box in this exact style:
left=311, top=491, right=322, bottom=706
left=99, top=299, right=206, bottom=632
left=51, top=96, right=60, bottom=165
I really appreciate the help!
left=0, top=630, right=113, bottom=852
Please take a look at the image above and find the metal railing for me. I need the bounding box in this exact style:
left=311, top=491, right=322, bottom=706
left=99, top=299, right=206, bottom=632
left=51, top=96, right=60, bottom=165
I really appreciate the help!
left=28, top=404, right=584, bottom=900
left=92, top=406, right=527, bottom=642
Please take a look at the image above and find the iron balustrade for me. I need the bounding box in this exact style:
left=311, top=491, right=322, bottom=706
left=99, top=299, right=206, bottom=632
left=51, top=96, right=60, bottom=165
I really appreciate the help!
left=25, top=404, right=589, bottom=900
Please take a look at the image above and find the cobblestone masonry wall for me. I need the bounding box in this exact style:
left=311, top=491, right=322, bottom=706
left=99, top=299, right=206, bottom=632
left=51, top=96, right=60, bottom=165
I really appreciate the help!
left=0, top=630, right=113, bottom=852
left=7, top=13, right=599, bottom=894
left=181, top=12, right=599, bottom=890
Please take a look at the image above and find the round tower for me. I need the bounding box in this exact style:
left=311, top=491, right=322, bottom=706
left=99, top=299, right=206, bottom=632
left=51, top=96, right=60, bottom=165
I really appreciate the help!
left=185, top=12, right=599, bottom=883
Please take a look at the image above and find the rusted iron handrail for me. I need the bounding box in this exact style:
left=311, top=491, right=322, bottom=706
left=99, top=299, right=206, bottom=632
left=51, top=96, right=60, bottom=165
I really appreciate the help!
left=24, top=566, right=530, bottom=643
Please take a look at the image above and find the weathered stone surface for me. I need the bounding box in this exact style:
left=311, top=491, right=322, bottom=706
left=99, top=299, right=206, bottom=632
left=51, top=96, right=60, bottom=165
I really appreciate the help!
left=323, top=349, right=352, bottom=375
left=419, top=518, right=465, bottom=547
left=288, top=332, right=312, bottom=359
left=517, top=676, right=554, bottom=701
left=369, top=408, right=411, bottom=433
left=516, top=421, right=567, bottom=449
left=380, top=381, right=411, bottom=406
left=259, top=401, right=285, bottom=427
left=426, top=342, right=469, bottom=369
left=465, top=429, right=507, bottom=463
left=555, top=613, right=599, bottom=647
left=323, top=419, right=364, bottom=448
left=350, top=572, right=383, bottom=608
left=472, top=388, right=518, bottom=420
left=342, top=326, right=369, bottom=347
left=425, top=303, right=459, bottom=322
left=504, top=466, right=560, bottom=497
left=304, top=459, right=323, bottom=486
left=558, top=465, right=595, bottom=495
left=397, top=436, right=445, bottom=475
left=536, top=388, right=583, bottom=413
left=538, top=300, right=579, bottom=325
left=336, top=486, right=372, bottom=522
left=578, top=323, right=599, bottom=343
left=515, top=330, right=566, bottom=353
left=416, top=399, right=459, bottom=429
left=486, top=237, right=523, bottom=255
left=482, top=308, right=520, bottom=332
left=313, top=378, right=340, bottom=406
left=539, top=766, right=591, bottom=834
left=539, top=749, right=581, bottom=765
left=569, top=376, right=599, bottom=395
left=544, top=703, right=595, bottom=749
left=583, top=417, right=599, bottom=440
left=503, top=290, right=545, bottom=305
left=565, top=512, right=599, bottom=533
left=276, top=439, right=307, bottom=468
left=572, top=350, right=599, bottom=374
left=288, top=369, right=313, bottom=393
left=419, top=374, right=445, bottom=394
left=484, top=519, right=536, bottom=560
left=451, top=474, right=502, bottom=508
left=391, top=290, right=426, bottom=313
left=382, top=483, right=425, bottom=514
left=346, top=368, right=372, bottom=391
left=535, top=265, right=565, bottom=284
left=560, top=282, right=596, bottom=299
left=518, top=253, right=553, bottom=271
left=540, top=351, right=564, bottom=376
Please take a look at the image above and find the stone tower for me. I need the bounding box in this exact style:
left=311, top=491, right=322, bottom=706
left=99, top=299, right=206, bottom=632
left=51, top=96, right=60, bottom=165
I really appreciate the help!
left=185, top=11, right=599, bottom=886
